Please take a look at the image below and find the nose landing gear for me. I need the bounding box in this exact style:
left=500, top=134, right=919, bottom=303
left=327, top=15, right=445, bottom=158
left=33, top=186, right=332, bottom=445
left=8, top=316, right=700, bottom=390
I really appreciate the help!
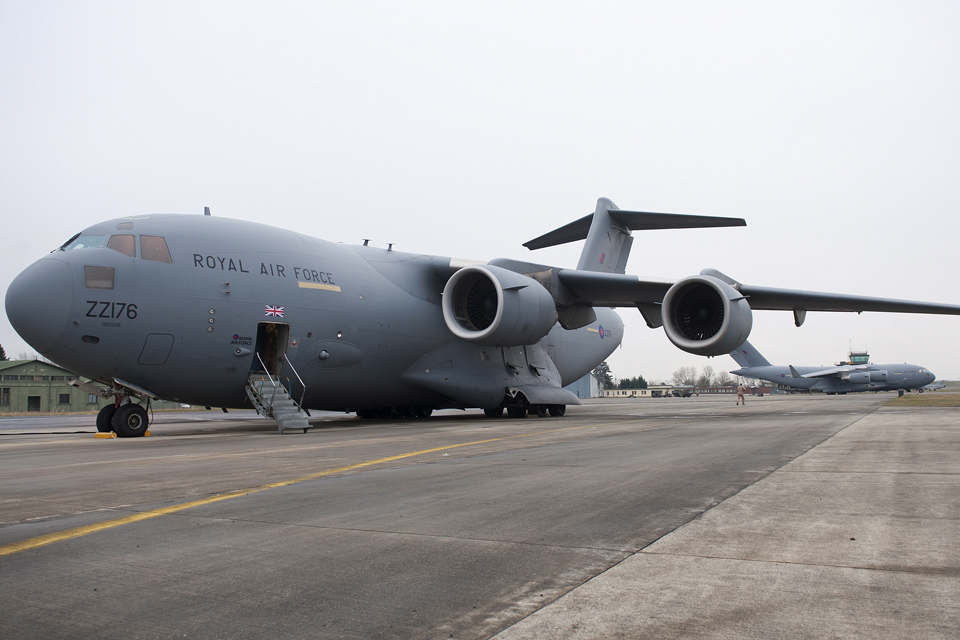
left=96, top=400, right=150, bottom=437
left=86, top=378, right=158, bottom=437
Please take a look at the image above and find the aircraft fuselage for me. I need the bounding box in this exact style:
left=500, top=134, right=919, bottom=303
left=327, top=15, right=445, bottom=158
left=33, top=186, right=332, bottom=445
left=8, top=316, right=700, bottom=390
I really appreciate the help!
left=6, top=214, right=622, bottom=410
left=732, top=364, right=934, bottom=394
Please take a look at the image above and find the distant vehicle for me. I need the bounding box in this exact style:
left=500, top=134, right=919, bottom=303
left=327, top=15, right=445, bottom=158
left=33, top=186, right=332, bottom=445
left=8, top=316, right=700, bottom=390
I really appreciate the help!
left=729, top=341, right=935, bottom=396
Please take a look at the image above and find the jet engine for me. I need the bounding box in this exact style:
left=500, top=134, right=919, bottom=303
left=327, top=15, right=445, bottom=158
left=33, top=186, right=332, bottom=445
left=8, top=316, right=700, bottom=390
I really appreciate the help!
left=845, top=372, right=871, bottom=384
left=661, top=275, right=753, bottom=356
left=442, top=265, right=557, bottom=347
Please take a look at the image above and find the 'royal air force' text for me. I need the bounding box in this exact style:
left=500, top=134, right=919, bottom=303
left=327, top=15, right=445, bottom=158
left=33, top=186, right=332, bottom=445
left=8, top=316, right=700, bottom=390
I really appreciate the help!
left=193, top=255, right=335, bottom=285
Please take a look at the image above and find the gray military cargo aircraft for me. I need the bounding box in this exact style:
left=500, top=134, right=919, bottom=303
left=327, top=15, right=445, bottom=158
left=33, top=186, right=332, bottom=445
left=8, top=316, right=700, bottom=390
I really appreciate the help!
left=729, top=340, right=936, bottom=395
left=6, top=197, right=960, bottom=436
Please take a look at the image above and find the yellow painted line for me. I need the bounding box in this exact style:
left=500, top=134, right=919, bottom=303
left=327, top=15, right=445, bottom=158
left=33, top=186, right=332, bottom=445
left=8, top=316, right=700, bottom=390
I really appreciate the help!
left=298, top=282, right=341, bottom=292
left=587, top=328, right=599, bottom=333
left=0, top=420, right=635, bottom=558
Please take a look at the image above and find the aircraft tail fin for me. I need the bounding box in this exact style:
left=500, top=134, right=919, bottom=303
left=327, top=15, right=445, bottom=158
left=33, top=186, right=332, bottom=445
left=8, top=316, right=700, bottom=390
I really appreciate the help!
left=523, top=198, right=745, bottom=274
left=729, top=340, right=771, bottom=368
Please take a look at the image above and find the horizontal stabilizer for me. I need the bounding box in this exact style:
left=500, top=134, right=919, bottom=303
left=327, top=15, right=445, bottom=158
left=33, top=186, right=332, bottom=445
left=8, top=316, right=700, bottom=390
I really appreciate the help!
left=524, top=209, right=746, bottom=251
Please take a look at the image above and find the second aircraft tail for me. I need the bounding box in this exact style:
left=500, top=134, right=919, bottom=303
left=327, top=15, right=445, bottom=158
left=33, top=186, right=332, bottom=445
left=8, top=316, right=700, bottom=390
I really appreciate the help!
left=729, top=340, right=772, bottom=368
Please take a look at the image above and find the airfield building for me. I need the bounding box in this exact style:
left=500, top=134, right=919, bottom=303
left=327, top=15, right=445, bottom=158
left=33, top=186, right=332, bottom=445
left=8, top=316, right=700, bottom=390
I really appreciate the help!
left=0, top=359, right=179, bottom=413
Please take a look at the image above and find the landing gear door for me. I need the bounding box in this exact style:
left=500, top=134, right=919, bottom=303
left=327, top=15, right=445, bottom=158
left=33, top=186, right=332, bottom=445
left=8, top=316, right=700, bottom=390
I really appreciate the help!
left=252, top=322, right=290, bottom=375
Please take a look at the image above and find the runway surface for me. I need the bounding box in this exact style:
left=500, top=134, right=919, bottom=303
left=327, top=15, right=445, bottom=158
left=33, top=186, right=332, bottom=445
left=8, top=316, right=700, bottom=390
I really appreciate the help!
left=0, top=394, right=956, bottom=638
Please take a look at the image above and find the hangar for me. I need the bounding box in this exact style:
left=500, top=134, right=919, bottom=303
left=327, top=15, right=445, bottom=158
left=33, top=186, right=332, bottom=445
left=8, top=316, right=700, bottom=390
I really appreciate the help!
left=0, top=359, right=180, bottom=413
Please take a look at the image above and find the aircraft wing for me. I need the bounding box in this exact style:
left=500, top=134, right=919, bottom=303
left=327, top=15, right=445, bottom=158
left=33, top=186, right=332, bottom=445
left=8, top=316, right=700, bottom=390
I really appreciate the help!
left=556, top=270, right=960, bottom=315
left=801, top=365, right=871, bottom=378
left=734, top=285, right=960, bottom=315
left=557, top=270, right=674, bottom=306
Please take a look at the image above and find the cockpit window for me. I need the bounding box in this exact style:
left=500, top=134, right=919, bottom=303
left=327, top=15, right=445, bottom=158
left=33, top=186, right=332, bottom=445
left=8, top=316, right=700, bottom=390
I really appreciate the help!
left=84, top=266, right=115, bottom=290
left=106, top=235, right=137, bottom=258
left=140, top=235, right=173, bottom=263
left=63, top=235, right=106, bottom=251
left=116, top=222, right=134, bottom=230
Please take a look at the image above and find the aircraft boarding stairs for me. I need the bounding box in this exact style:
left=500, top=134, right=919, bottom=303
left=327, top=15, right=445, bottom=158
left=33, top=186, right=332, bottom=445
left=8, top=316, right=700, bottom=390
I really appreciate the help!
left=245, top=358, right=310, bottom=434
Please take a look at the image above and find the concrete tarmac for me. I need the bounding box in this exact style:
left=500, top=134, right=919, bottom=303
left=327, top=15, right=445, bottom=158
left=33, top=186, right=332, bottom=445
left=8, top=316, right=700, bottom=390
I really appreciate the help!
left=494, top=400, right=960, bottom=639
left=0, top=395, right=957, bottom=638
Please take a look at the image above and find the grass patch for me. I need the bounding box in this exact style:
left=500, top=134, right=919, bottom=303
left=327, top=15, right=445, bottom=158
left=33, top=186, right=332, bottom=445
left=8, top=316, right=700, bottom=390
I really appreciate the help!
left=886, top=392, right=960, bottom=408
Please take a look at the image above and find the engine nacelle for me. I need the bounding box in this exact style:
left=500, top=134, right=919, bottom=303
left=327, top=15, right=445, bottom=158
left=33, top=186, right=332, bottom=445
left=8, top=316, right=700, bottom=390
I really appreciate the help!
left=661, top=275, right=753, bottom=356
left=845, top=372, right=871, bottom=384
left=869, top=370, right=887, bottom=383
left=442, top=265, right=558, bottom=347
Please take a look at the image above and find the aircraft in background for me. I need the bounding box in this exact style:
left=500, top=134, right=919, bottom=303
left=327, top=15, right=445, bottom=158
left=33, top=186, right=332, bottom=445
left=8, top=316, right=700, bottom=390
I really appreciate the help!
left=922, top=381, right=946, bottom=391
left=729, top=340, right=935, bottom=396
left=6, top=197, right=960, bottom=436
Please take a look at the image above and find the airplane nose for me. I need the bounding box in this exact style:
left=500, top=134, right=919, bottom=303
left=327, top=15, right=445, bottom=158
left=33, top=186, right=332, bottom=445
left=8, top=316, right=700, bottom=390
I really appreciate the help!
left=5, top=258, right=74, bottom=354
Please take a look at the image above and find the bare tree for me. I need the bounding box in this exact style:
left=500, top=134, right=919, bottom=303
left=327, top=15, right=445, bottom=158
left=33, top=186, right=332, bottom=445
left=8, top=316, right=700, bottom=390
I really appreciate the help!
left=671, top=366, right=697, bottom=386
left=696, top=365, right=715, bottom=388
left=714, top=370, right=732, bottom=387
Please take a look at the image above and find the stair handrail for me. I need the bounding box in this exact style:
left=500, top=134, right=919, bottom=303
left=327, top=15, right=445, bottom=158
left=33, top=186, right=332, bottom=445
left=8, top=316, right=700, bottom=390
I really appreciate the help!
left=279, top=354, right=307, bottom=412
left=254, top=352, right=280, bottom=409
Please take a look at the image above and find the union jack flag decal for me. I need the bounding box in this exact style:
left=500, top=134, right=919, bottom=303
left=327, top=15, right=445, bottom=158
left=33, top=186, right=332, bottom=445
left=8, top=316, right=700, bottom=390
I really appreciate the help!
left=265, top=305, right=284, bottom=317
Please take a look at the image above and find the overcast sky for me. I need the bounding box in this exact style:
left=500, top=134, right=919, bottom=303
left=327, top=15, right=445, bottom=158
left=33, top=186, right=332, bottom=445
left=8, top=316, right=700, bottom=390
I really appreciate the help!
left=2, top=2, right=959, bottom=382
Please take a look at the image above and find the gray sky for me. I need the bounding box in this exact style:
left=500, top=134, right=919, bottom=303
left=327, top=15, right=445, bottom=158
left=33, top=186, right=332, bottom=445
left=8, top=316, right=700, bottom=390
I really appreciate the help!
left=2, top=1, right=959, bottom=382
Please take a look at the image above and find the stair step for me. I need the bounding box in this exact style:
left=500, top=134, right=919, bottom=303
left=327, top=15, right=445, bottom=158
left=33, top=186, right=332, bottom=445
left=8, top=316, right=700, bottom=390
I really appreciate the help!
left=245, top=378, right=309, bottom=434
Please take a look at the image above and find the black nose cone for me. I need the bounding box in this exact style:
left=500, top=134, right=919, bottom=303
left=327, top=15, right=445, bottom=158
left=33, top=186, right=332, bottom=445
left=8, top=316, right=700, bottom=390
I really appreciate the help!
left=5, top=258, right=74, bottom=354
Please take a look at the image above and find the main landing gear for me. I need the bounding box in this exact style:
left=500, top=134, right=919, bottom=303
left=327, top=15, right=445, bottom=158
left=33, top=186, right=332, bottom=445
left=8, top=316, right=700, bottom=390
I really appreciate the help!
left=487, top=404, right=565, bottom=419
left=355, top=406, right=434, bottom=419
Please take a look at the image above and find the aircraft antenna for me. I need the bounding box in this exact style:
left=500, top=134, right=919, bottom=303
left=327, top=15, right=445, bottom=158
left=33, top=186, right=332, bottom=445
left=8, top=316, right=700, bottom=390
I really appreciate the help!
left=363, top=239, right=370, bottom=246
left=204, top=207, right=211, bottom=216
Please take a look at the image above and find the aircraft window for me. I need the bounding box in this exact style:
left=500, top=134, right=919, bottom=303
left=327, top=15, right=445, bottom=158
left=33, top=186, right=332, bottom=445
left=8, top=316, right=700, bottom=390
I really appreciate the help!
left=140, top=235, right=172, bottom=263
left=63, top=235, right=106, bottom=251
left=116, top=222, right=134, bottom=230
left=106, top=235, right=137, bottom=258
left=84, top=265, right=115, bottom=290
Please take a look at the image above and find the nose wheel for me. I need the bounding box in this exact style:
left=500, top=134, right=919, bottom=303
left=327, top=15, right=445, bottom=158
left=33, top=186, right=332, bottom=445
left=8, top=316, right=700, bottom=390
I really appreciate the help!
left=96, top=404, right=117, bottom=432
left=97, top=400, right=150, bottom=437
left=112, top=403, right=149, bottom=437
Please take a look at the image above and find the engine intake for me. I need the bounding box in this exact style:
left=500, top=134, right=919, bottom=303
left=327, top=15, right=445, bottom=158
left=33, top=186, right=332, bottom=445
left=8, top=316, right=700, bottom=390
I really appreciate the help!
left=662, top=275, right=753, bottom=356
left=442, top=265, right=557, bottom=347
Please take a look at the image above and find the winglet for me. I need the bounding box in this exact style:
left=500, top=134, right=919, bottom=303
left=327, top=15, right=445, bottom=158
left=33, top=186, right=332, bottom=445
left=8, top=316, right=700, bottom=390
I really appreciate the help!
left=788, top=365, right=801, bottom=379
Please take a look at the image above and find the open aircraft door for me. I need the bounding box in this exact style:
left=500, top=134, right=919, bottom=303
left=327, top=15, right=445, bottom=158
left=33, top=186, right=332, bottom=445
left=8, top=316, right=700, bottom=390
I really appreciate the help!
left=252, top=322, right=290, bottom=375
